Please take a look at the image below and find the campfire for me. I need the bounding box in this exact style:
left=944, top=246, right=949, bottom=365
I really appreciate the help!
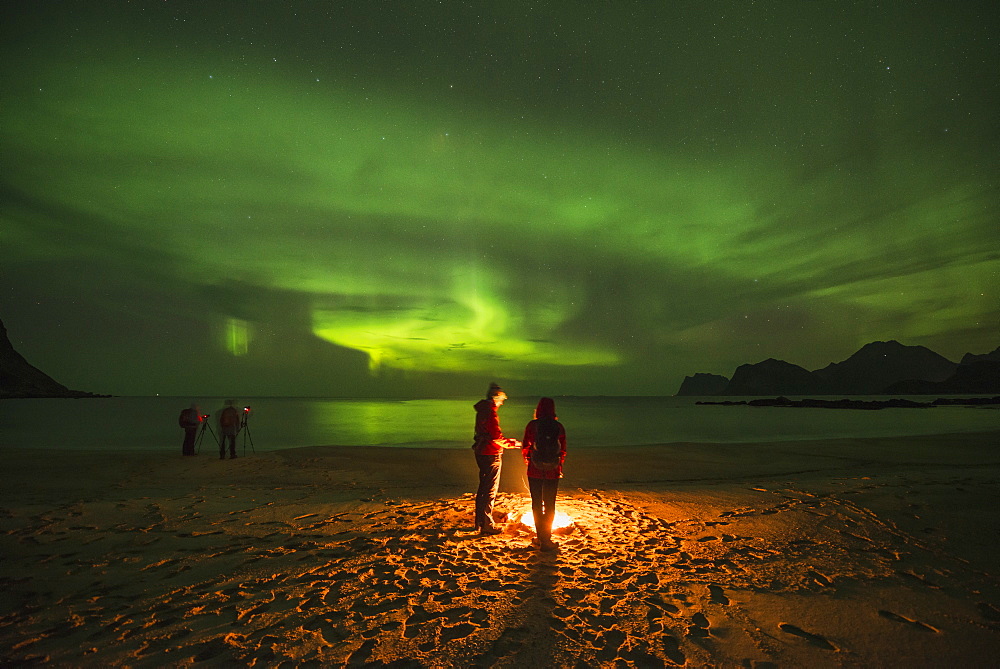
left=513, top=506, right=576, bottom=535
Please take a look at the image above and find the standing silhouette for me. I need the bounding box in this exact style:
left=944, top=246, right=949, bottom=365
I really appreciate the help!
left=522, top=397, right=566, bottom=551
left=472, top=383, right=520, bottom=535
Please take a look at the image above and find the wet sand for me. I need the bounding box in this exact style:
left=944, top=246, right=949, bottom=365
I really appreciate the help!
left=1, top=431, right=999, bottom=667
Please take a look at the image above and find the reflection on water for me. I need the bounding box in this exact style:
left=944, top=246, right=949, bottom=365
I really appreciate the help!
left=301, top=399, right=476, bottom=447
left=0, top=395, right=995, bottom=452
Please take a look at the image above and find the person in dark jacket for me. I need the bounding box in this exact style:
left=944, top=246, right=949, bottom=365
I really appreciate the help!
left=178, top=402, right=202, bottom=456
left=521, top=397, right=566, bottom=551
left=472, top=383, right=520, bottom=535
left=217, top=399, right=241, bottom=460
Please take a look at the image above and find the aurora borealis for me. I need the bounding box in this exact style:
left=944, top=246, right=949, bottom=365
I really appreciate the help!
left=1, top=2, right=996, bottom=397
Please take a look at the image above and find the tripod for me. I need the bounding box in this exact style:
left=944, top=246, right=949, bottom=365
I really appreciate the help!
left=241, top=411, right=256, bottom=455
left=195, top=416, right=218, bottom=454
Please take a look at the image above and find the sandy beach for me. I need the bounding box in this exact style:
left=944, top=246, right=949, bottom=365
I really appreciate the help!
left=2, top=431, right=1000, bottom=667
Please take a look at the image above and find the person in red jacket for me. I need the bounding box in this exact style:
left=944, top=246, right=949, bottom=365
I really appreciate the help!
left=521, top=397, right=566, bottom=551
left=472, top=383, right=520, bottom=535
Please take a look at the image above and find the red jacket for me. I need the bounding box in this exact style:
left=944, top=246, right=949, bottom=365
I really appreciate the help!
left=522, top=418, right=566, bottom=479
left=472, top=399, right=505, bottom=456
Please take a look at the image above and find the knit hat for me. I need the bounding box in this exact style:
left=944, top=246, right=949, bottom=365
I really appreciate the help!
left=487, top=383, right=505, bottom=399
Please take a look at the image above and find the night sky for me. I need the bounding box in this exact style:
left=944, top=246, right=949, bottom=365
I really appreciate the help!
left=2, top=2, right=997, bottom=397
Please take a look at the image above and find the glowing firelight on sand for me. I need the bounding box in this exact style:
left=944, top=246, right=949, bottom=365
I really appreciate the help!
left=514, top=506, right=575, bottom=534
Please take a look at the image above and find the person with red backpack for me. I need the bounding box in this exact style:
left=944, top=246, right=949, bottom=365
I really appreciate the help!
left=217, top=399, right=242, bottom=460
left=521, top=397, right=566, bottom=551
left=177, top=402, right=202, bottom=456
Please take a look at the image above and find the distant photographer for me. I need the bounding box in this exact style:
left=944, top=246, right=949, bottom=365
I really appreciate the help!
left=177, top=403, right=202, bottom=456
left=217, top=399, right=242, bottom=460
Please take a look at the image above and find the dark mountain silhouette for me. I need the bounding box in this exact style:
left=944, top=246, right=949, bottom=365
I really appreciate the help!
left=883, top=360, right=1000, bottom=395
left=676, top=372, right=729, bottom=395
left=0, top=318, right=101, bottom=398
left=723, top=358, right=828, bottom=396
left=677, top=340, right=999, bottom=396
left=961, top=346, right=1000, bottom=365
left=813, top=340, right=957, bottom=394
left=697, top=395, right=999, bottom=409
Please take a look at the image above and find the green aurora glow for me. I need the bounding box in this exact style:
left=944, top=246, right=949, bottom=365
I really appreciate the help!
left=1, top=2, right=996, bottom=396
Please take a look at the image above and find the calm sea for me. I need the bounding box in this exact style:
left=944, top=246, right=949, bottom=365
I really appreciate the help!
left=0, top=396, right=996, bottom=452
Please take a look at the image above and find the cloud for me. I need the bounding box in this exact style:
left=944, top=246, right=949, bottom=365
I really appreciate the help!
left=1, top=4, right=996, bottom=395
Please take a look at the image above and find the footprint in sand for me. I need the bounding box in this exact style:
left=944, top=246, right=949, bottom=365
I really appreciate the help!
left=978, top=602, right=1000, bottom=622
left=708, top=584, right=730, bottom=605
left=688, top=611, right=711, bottom=638
left=808, top=569, right=833, bottom=587
left=898, top=570, right=940, bottom=589
left=237, top=602, right=271, bottom=620
left=347, top=638, right=377, bottom=665
left=488, top=624, right=530, bottom=652
left=616, top=639, right=663, bottom=666
left=595, top=628, right=626, bottom=662
left=192, top=638, right=228, bottom=662
left=629, top=572, right=656, bottom=588
left=878, top=610, right=939, bottom=633
left=778, top=622, right=838, bottom=650
left=647, top=596, right=681, bottom=615
left=662, top=634, right=687, bottom=664
left=478, top=579, right=505, bottom=592
left=440, top=622, right=477, bottom=642
left=404, top=605, right=445, bottom=631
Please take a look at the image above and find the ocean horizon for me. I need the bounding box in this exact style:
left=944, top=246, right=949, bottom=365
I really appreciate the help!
left=1, top=395, right=996, bottom=453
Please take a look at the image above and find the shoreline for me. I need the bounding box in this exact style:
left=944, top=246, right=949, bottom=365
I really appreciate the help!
left=2, top=431, right=999, bottom=666
left=6, top=426, right=999, bottom=452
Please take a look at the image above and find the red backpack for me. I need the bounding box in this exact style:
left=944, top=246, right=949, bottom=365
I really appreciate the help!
left=530, top=418, right=561, bottom=471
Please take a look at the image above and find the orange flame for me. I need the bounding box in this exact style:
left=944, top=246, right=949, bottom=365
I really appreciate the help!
left=514, top=506, right=574, bottom=533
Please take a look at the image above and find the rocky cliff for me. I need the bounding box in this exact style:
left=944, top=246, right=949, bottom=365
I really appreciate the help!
left=0, top=318, right=101, bottom=398
left=676, top=373, right=730, bottom=396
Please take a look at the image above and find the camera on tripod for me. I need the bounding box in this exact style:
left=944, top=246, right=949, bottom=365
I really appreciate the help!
left=194, top=412, right=217, bottom=453
left=240, top=406, right=255, bottom=453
